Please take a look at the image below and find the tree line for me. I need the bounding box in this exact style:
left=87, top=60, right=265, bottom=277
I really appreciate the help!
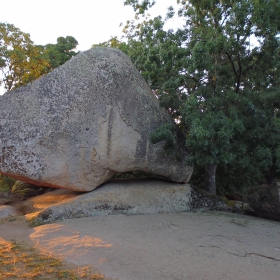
left=95, top=0, right=280, bottom=195
left=1, top=0, right=280, bottom=196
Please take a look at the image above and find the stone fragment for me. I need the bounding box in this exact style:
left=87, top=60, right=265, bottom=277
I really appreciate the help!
left=0, top=47, right=192, bottom=191
left=0, top=205, right=17, bottom=219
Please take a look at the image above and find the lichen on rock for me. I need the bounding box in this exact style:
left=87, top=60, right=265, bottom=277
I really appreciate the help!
left=0, top=47, right=193, bottom=191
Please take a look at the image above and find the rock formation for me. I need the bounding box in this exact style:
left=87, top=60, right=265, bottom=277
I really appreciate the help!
left=21, top=179, right=227, bottom=224
left=0, top=47, right=192, bottom=191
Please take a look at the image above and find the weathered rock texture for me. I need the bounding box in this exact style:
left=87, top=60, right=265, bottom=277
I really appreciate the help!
left=0, top=205, right=17, bottom=219
left=0, top=47, right=192, bottom=191
left=22, top=179, right=227, bottom=224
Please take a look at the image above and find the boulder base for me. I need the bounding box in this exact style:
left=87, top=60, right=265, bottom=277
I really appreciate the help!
left=21, top=179, right=228, bottom=224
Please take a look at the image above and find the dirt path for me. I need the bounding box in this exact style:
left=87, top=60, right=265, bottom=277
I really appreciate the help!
left=0, top=211, right=279, bottom=280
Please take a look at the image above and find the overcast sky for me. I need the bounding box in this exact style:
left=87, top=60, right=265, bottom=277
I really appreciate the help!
left=0, top=0, right=183, bottom=50
left=0, top=0, right=183, bottom=94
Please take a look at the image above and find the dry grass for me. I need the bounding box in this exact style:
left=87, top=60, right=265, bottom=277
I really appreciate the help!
left=0, top=239, right=108, bottom=280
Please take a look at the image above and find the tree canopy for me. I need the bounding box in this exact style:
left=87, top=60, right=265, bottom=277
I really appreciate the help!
left=44, top=36, right=79, bottom=70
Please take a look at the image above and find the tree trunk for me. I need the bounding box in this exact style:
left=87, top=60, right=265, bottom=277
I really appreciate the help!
left=265, top=168, right=276, bottom=185
left=205, top=164, right=217, bottom=195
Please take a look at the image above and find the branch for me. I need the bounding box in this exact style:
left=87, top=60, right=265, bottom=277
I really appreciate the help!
left=225, top=52, right=238, bottom=89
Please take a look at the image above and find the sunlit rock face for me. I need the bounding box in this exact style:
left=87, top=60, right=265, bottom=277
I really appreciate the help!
left=0, top=47, right=193, bottom=191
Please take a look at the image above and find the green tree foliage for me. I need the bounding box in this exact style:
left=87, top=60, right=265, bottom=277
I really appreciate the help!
left=0, top=23, right=50, bottom=91
left=0, top=23, right=79, bottom=92
left=112, top=0, right=280, bottom=194
left=44, top=36, right=79, bottom=70
left=179, top=0, right=280, bottom=194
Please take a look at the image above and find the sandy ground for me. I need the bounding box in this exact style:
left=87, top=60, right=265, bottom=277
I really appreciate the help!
left=0, top=211, right=279, bottom=280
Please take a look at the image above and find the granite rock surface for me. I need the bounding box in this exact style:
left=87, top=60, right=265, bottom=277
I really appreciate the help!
left=20, top=179, right=227, bottom=224
left=0, top=205, right=17, bottom=219
left=0, top=47, right=192, bottom=191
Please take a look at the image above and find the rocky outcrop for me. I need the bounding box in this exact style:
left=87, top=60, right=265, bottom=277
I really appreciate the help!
left=0, top=47, right=193, bottom=191
left=22, top=179, right=192, bottom=223
left=22, top=179, right=228, bottom=224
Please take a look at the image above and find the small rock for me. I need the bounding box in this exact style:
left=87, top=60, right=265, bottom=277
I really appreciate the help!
left=0, top=205, right=17, bottom=219
left=227, top=200, right=250, bottom=210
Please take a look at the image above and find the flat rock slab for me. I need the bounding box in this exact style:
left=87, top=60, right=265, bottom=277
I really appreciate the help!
left=1, top=211, right=279, bottom=280
left=0, top=205, right=17, bottom=219
left=23, top=179, right=195, bottom=223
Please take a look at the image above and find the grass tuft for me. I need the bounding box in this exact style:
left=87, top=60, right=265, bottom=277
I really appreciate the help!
left=0, top=240, right=109, bottom=279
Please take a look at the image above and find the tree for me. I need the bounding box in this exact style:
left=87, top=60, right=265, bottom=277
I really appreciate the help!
left=120, top=0, right=280, bottom=194
left=0, top=23, right=79, bottom=92
left=0, top=23, right=50, bottom=91
left=44, top=36, right=79, bottom=70
left=178, top=0, right=280, bottom=194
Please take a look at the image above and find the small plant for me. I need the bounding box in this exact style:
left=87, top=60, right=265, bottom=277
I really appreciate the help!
left=0, top=239, right=109, bottom=279
left=150, top=123, right=176, bottom=155
left=0, top=173, right=16, bottom=192
left=27, top=216, right=46, bottom=227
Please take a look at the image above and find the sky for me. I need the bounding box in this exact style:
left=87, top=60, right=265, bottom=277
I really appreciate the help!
left=0, top=0, right=183, bottom=95
left=1, top=0, right=134, bottom=51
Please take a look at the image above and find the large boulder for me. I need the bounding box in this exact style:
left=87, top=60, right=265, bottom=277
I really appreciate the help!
left=0, top=47, right=193, bottom=191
